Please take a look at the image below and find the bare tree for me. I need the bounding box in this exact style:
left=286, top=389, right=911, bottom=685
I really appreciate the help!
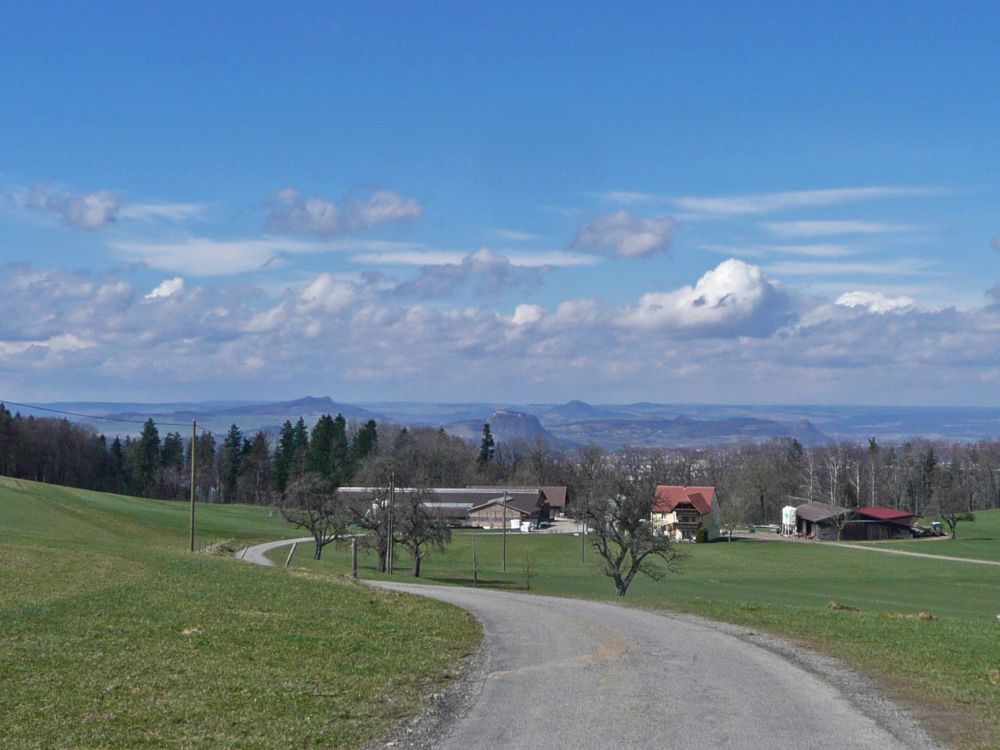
left=394, top=487, right=451, bottom=577
left=574, top=450, right=682, bottom=597
left=281, top=472, right=348, bottom=559
left=931, top=460, right=975, bottom=540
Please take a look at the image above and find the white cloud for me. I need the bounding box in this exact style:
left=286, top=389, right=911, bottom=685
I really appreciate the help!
left=112, top=236, right=343, bottom=276
left=761, top=220, right=914, bottom=238
left=590, top=191, right=665, bottom=206
left=297, top=273, right=358, bottom=315
left=674, top=186, right=936, bottom=216
left=835, top=290, right=915, bottom=314
left=619, top=258, right=789, bottom=336
left=488, top=228, right=543, bottom=242
left=119, top=202, right=205, bottom=222
left=145, top=277, right=185, bottom=299
left=572, top=210, right=676, bottom=258
left=354, top=250, right=468, bottom=266
left=765, top=259, right=932, bottom=276
left=511, top=304, right=544, bottom=326
left=12, top=182, right=203, bottom=229
left=268, top=187, right=422, bottom=236
left=701, top=243, right=859, bottom=258
left=354, top=248, right=597, bottom=268
left=7, top=261, right=1000, bottom=406
left=0, top=333, right=95, bottom=355
left=21, top=184, right=120, bottom=228
left=395, top=248, right=547, bottom=298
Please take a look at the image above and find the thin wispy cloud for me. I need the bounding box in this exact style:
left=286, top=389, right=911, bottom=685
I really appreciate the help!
left=765, top=258, right=933, bottom=276
left=488, top=228, right=544, bottom=242
left=762, top=220, right=915, bottom=238
left=674, top=186, right=937, bottom=216
left=589, top=191, right=666, bottom=206
left=701, top=243, right=859, bottom=258
left=119, top=203, right=205, bottom=222
left=353, top=249, right=598, bottom=268
left=112, top=236, right=343, bottom=276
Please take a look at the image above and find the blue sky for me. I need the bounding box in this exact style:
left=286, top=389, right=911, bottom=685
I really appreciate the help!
left=1, top=2, right=998, bottom=405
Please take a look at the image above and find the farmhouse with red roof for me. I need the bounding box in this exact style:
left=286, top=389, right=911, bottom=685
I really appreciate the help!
left=651, top=485, right=721, bottom=541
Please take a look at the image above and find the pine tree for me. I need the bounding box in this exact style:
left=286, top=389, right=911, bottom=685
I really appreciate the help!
left=307, top=414, right=336, bottom=478
left=221, top=424, right=243, bottom=503
left=272, top=420, right=296, bottom=493
left=136, top=419, right=161, bottom=496
left=348, top=419, right=378, bottom=480
left=477, top=423, right=495, bottom=466
left=291, top=417, right=310, bottom=482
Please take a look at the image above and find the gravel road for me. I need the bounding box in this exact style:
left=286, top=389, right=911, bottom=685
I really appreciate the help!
left=371, top=582, right=939, bottom=750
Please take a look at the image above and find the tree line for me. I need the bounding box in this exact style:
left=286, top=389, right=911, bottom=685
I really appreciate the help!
left=2, top=404, right=998, bottom=528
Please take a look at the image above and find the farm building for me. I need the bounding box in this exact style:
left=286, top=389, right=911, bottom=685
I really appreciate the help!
left=651, top=485, right=721, bottom=541
left=795, top=502, right=917, bottom=540
left=339, top=486, right=561, bottom=527
left=794, top=501, right=850, bottom=540
left=840, top=506, right=917, bottom=540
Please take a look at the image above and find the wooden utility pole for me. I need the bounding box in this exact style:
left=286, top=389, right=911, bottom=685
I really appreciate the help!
left=502, top=489, right=507, bottom=573
left=189, top=420, right=196, bottom=553
left=472, top=530, right=478, bottom=588
left=387, top=472, right=395, bottom=574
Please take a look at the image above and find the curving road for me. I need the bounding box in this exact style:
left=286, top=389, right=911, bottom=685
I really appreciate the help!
left=243, top=540, right=938, bottom=750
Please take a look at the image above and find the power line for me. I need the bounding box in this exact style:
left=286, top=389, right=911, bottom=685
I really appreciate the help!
left=0, top=399, right=220, bottom=434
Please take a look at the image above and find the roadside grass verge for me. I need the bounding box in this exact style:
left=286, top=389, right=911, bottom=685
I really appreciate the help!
left=0, top=478, right=477, bottom=749
left=292, top=518, right=1000, bottom=750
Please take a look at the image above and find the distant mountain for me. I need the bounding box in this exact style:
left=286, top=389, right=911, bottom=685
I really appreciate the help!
left=22, top=397, right=1000, bottom=446
left=546, top=415, right=830, bottom=449
left=537, top=400, right=628, bottom=422
left=444, top=409, right=571, bottom=447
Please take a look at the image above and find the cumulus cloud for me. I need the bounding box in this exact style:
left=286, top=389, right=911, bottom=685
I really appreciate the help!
left=572, top=210, right=676, bottom=258
left=619, top=259, right=790, bottom=336
left=7, top=260, right=1000, bottom=405
left=395, top=248, right=548, bottom=298
left=145, top=277, right=185, bottom=299
left=20, top=184, right=120, bottom=228
left=835, top=290, right=915, bottom=314
left=268, top=187, right=422, bottom=236
left=11, top=182, right=204, bottom=229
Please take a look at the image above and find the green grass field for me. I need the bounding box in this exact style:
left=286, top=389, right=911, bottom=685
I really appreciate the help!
left=0, top=477, right=477, bottom=749
left=293, top=518, right=1000, bottom=750
left=869, top=511, right=1000, bottom=562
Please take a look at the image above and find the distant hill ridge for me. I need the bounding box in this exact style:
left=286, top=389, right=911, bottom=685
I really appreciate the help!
left=23, top=397, right=1000, bottom=446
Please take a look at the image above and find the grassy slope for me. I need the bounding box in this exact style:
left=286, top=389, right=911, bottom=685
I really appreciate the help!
left=295, top=517, right=1000, bottom=750
left=869, top=511, right=1000, bottom=562
left=0, top=477, right=477, bottom=749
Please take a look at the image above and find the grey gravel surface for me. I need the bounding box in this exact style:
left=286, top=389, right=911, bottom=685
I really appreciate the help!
left=371, top=582, right=941, bottom=750
left=240, top=536, right=313, bottom=566
left=240, top=539, right=940, bottom=750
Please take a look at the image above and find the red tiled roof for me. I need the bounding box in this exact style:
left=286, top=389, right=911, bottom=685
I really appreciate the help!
left=855, top=506, right=917, bottom=522
left=654, top=485, right=716, bottom=515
